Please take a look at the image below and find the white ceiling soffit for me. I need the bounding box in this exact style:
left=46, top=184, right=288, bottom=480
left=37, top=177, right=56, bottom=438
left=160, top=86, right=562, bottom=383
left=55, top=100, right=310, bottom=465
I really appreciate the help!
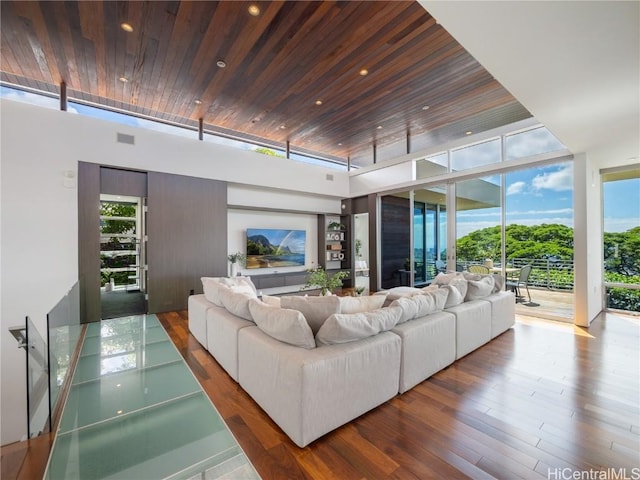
left=420, top=1, right=640, bottom=163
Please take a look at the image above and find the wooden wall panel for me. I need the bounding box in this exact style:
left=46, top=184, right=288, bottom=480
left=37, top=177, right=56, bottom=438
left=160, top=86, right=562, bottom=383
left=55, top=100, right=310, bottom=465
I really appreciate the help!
left=100, top=167, right=147, bottom=197
left=77, top=161, right=101, bottom=323
left=381, top=195, right=411, bottom=289
left=146, top=172, right=227, bottom=313
left=368, top=194, right=379, bottom=292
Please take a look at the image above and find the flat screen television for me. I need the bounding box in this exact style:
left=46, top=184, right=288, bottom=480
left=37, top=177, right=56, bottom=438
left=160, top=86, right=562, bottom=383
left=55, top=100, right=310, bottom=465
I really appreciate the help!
left=246, top=228, right=306, bottom=269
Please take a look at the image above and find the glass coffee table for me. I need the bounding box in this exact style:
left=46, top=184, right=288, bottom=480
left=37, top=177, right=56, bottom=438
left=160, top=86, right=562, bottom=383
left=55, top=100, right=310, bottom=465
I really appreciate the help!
left=45, top=315, right=259, bottom=479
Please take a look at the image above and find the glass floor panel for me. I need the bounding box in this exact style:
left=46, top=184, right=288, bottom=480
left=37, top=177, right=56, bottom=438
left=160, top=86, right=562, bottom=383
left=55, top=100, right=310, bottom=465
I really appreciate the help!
left=45, top=315, right=259, bottom=480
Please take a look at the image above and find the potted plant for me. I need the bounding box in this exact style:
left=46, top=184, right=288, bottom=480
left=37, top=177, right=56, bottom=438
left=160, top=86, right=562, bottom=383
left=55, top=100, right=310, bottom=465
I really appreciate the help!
left=327, top=221, right=345, bottom=231
left=101, top=269, right=114, bottom=292
left=355, top=286, right=365, bottom=296
left=227, top=251, right=246, bottom=277
left=304, top=266, right=349, bottom=296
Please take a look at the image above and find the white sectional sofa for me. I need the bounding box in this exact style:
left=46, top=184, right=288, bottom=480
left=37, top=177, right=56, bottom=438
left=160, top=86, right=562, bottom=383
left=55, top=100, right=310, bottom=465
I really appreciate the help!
left=188, top=273, right=515, bottom=447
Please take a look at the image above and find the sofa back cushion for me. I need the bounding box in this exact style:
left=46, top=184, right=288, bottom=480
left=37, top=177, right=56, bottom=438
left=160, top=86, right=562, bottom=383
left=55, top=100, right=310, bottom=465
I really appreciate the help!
left=248, top=299, right=316, bottom=349
left=315, top=306, right=402, bottom=345
left=201, top=276, right=256, bottom=306
left=390, top=288, right=449, bottom=323
left=339, top=294, right=387, bottom=314
left=218, top=284, right=256, bottom=321
left=280, top=295, right=341, bottom=334
left=261, top=295, right=281, bottom=307
left=461, top=272, right=495, bottom=300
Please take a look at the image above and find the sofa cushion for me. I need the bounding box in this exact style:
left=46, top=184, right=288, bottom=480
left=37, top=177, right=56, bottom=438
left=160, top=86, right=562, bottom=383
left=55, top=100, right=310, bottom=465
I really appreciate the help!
left=316, top=306, right=402, bottom=345
left=201, top=276, right=256, bottom=306
left=461, top=272, right=495, bottom=300
left=261, top=295, right=281, bottom=307
left=280, top=295, right=341, bottom=334
left=218, top=285, right=255, bottom=321
left=248, top=299, right=315, bottom=349
left=390, top=288, right=449, bottom=323
left=419, top=286, right=449, bottom=311
left=339, top=294, right=387, bottom=314
left=433, top=272, right=463, bottom=285
left=373, top=287, right=422, bottom=306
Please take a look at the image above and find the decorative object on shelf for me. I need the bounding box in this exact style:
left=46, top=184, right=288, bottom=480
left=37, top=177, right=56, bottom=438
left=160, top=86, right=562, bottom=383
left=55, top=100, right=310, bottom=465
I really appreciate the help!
left=227, top=251, right=246, bottom=277
left=355, top=286, right=365, bottom=296
left=327, top=221, right=345, bottom=231
left=304, top=266, right=350, bottom=296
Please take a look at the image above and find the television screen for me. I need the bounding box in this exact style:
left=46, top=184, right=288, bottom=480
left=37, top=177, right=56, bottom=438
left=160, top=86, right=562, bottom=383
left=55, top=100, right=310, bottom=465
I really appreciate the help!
left=246, top=228, right=306, bottom=269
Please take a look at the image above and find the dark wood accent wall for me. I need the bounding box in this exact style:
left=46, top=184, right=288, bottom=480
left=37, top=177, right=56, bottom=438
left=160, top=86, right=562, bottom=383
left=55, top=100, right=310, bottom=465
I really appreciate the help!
left=381, top=195, right=411, bottom=289
left=77, top=162, right=101, bottom=323
left=368, top=194, right=379, bottom=293
left=100, top=167, right=147, bottom=197
left=146, top=172, right=227, bottom=313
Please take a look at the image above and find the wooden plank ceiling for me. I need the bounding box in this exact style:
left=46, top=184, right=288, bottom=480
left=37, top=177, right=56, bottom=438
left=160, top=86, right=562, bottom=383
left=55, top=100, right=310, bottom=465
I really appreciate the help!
left=1, top=1, right=531, bottom=167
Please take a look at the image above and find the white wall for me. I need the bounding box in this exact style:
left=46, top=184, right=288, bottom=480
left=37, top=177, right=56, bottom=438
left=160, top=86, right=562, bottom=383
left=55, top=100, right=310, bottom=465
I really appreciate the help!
left=0, top=99, right=347, bottom=445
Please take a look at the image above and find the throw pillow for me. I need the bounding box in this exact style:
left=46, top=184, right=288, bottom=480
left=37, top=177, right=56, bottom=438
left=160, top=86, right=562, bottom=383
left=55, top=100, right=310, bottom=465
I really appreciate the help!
left=440, top=284, right=465, bottom=308
left=422, top=287, right=449, bottom=311
left=280, top=295, right=341, bottom=334
left=261, top=295, right=281, bottom=307
left=339, top=294, right=386, bottom=314
left=315, top=306, right=402, bottom=345
left=201, top=276, right=257, bottom=306
left=218, top=285, right=254, bottom=321
left=389, top=297, right=419, bottom=323
left=229, top=284, right=258, bottom=297
left=201, top=277, right=226, bottom=306
left=461, top=273, right=495, bottom=300
left=220, top=276, right=257, bottom=294
left=433, top=272, right=463, bottom=285
left=374, top=287, right=422, bottom=306
left=248, top=299, right=315, bottom=349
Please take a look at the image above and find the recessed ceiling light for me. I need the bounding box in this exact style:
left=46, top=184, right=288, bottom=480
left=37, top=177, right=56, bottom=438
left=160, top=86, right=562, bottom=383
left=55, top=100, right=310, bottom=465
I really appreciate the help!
left=248, top=4, right=260, bottom=16
left=120, top=23, right=133, bottom=32
left=116, top=410, right=123, bottom=415
left=118, top=76, right=128, bottom=83
left=315, top=100, right=323, bottom=106
left=359, top=68, right=369, bottom=76
left=279, top=125, right=286, bottom=129
left=377, top=125, right=383, bottom=129
left=465, top=131, right=473, bottom=135
left=216, top=60, right=226, bottom=68
left=422, top=105, right=430, bottom=110
left=194, top=99, right=202, bottom=105
left=338, top=142, right=343, bottom=146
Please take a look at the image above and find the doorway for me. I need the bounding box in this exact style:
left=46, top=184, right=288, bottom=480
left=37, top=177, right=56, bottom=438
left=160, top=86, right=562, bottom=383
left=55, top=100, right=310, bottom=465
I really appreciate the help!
left=100, top=194, right=147, bottom=319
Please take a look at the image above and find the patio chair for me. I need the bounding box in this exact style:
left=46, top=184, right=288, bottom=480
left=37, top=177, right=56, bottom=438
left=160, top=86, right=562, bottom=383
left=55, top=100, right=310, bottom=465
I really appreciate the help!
left=468, top=264, right=490, bottom=274
left=506, top=264, right=532, bottom=302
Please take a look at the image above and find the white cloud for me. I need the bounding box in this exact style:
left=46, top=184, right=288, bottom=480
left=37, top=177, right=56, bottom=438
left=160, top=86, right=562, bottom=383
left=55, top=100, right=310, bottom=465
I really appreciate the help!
left=506, top=181, right=526, bottom=195
left=532, top=164, right=573, bottom=192
left=603, top=217, right=639, bottom=233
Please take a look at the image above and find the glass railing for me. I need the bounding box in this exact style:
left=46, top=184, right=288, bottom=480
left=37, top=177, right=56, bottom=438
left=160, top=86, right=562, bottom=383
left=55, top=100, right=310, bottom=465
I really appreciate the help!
left=26, top=316, right=50, bottom=438
left=47, top=282, right=83, bottom=428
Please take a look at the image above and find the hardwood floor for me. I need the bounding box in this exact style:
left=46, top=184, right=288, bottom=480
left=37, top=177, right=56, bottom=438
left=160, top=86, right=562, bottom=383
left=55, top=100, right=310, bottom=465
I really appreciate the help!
left=158, top=311, right=639, bottom=479
left=2, top=311, right=638, bottom=479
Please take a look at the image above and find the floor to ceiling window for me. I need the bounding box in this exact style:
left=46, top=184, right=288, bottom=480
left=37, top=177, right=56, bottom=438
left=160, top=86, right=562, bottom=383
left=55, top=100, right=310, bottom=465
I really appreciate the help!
left=504, top=162, right=574, bottom=321
left=602, top=168, right=640, bottom=314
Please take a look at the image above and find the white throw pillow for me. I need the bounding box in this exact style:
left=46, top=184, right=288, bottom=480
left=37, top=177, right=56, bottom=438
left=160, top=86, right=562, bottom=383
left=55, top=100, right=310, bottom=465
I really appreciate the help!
left=280, top=295, right=341, bottom=334
left=201, top=277, right=227, bottom=306
left=389, top=297, right=419, bottom=323
left=261, top=295, right=281, bottom=307
left=230, top=284, right=258, bottom=297
left=374, top=287, right=421, bottom=306
left=433, top=272, right=463, bottom=285
left=440, top=284, right=465, bottom=308
left=220, top=276, right=257, bottom=294
left=218, top=286, right=254, bottom=321
left=201, top=276, right=257, bottom=306
left=248, top=299, right=316, bottom=349
left=421, top=287, right=449, bottom=311
left=315, top=306, right=402, bottom=345
left=339, top=294, right=386, bottom=314
left=462, top=273, right=495, bottom=300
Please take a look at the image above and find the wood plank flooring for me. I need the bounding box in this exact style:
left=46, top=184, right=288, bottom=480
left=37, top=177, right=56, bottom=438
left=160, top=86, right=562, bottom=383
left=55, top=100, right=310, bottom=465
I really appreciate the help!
left=2, top=311, right=638, bottom=479
left=157, top=311, right=639, bottom=479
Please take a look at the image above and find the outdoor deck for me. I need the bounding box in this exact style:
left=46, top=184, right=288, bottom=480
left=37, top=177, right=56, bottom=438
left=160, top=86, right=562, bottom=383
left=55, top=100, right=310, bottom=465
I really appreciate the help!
left=514, top=287, right=575, bottom=322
